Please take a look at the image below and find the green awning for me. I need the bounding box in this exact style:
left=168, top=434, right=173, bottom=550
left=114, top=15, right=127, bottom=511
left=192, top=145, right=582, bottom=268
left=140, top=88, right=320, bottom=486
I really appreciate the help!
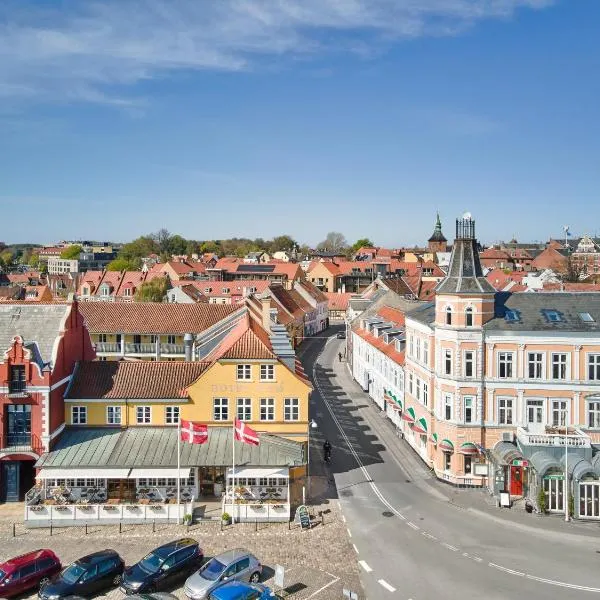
left=402, top=407, right=416, bottom=423
left=459, top=442, right=479, bottom=455
left=430, top=433, right=438, bottom=445
left=384, top=390, right=395, bottom=406
left=439, top=438, right=454, bottom=453
left=394, top=396, right=403, bottom=411
left=412, top=417, right=427, bottom=434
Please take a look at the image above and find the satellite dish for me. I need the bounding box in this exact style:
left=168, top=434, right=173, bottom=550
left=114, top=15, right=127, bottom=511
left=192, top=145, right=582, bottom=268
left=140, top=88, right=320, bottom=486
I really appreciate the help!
left=463, top=212, right=472, bottom=220
left=563, top=225, right=569, bottom=232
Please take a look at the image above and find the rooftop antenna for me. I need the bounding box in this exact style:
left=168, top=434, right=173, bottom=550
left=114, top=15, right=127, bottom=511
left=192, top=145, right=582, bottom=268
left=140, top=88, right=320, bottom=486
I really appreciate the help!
left=563, top=225, right=570, bottom=248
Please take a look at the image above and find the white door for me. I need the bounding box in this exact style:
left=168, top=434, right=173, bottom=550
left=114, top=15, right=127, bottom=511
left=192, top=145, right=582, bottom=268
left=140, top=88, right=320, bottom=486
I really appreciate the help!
left=579, top=482, right=600, bottom=518
left=544, top=477, right=564, bottom=512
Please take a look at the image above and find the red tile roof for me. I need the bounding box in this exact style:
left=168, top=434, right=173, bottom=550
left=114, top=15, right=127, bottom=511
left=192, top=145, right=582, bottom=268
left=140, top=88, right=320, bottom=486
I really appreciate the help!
left=324, top=292, right=353, bottom=311
left=354, top=328, right=405, bottom=365
left=78, top=302, right=240, bottom=334
left=480, top=248, right=511, bottom=259
left=377, top=307, right=405, bottom=326
left=66, top=360, right=211, bottom=399
left=207, top=315, right=276, bottom=360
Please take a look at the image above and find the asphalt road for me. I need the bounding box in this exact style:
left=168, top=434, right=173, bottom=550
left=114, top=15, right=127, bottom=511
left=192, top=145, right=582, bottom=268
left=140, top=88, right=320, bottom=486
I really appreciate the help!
left=300, top=326, right=600, bottom=600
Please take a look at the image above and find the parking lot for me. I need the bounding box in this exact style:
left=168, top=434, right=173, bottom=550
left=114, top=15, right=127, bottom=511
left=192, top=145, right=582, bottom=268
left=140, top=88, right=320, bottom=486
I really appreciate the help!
left=0, top=498, right=363, bottom=600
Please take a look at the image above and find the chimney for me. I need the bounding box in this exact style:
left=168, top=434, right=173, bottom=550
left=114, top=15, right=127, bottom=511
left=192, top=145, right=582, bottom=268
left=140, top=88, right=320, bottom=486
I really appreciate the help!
left=184, top=333, right=194, bottom=362
left=261, top=297, right=272, bottom=333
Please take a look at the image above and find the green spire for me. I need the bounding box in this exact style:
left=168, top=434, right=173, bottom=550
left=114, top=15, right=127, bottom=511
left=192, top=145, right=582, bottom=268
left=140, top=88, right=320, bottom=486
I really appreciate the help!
left=435, top=212, right=442, bottom=233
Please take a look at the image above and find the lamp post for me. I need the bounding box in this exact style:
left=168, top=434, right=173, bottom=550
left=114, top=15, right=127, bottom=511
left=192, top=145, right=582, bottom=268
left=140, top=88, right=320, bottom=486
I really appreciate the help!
left=307, top=419, right=318, bottom=499
left=564, top=423, right=570, bottom=522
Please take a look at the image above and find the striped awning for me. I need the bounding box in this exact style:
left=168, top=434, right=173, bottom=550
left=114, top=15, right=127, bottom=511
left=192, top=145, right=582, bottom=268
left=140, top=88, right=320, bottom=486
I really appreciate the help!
left=459, top=442, right=479, bottom=455
left=439, top=439, right=454, bottom=453
left=384, top=390, right=395, bottom=406
left=393, top=396, right=403, bottom=411
left=430, top=433, right=438, bottom=445
left=402, top=407, right=416, bottom=423
left=412, top=417, right=427, bottom=435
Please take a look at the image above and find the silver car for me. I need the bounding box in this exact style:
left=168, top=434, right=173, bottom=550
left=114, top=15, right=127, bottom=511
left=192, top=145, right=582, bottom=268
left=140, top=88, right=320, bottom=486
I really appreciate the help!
left=184, top=549, right=262, bottom=600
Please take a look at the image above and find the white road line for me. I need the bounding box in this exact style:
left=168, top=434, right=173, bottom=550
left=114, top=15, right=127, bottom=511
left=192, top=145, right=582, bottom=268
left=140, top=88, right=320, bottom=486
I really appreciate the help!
left=422, top=532, right=437, bottom=540
left=489, top=563, right=525, bottom=577
left=305, top=574, right=340, bottom=599
left=407, top=521, right=419, bottom=530
left=441, top=543, right=458, bottom=552
left=524, top=575, right=600, bottom=592
left=359, top=560, right=373, bottom=573
left=347, top=528, right=352, bottom=537
left=472, top=556, right=483, bottom=563
left=353, top=544, right=359, bottom=554
left=378, top=579, right=397, bottom=592
left=342, top=514, right=346, bottom=523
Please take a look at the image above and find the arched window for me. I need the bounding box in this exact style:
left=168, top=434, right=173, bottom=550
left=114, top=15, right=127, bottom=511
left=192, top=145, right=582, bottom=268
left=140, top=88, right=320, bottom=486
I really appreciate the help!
left=445, top=306, right=452, bottom=325
left=465, top=306, right=474, bottom=327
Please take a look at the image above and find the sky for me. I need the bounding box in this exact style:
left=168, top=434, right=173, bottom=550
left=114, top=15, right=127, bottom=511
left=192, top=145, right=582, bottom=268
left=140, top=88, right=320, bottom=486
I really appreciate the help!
left=1, top=0, right=599, bottom=247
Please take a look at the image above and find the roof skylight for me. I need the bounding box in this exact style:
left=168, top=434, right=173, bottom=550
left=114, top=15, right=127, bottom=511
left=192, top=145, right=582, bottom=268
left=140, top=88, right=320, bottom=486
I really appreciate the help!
left=504, top=309, right=520, bottom=322
left=579, top=312, right=595, bottom=323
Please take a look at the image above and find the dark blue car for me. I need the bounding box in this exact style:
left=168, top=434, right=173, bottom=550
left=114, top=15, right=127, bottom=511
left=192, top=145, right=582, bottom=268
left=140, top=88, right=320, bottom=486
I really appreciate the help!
left=208, top=580, right=279, bottom=600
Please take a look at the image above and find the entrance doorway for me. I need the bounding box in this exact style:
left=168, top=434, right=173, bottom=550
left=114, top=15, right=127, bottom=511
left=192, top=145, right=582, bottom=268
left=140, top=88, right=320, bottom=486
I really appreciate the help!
left=0, top=460, right=35, bottom=502
left=544, top=476, right=564, bottom=512
left=510, top=466, right=523, bottom=495
left=107, top=479, right=136, bottom=502
left=579, top=482, right=600, bottom=518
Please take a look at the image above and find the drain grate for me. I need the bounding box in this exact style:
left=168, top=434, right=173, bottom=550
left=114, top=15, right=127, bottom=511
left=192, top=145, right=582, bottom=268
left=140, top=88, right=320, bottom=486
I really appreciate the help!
left=340, top=490, right=353, bottom=497
left=382, top=511, right=394, bottom=517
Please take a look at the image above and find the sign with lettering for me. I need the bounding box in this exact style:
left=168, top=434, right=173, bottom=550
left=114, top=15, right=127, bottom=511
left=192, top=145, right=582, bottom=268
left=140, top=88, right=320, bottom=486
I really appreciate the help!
left=294, top=504, right=310, bottom=529
left=512, top=460, right=529, bottom=467
left=274, top=564, right=285, bottom=589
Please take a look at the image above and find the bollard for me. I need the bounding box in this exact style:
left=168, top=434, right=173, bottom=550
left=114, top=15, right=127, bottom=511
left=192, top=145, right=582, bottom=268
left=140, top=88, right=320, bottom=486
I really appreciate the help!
left=322, top=513, right=325, bottom=527
left=220, top=519, right=223, bottom=532
left=119, top=522, right=122, bottom=534
left=12, top=523, right=15, bottom=538
left=50, top=523, right=53, bottom=537
left=288, top=519, right=291, bottom=531
left=153, top=520, right=156, bottom=533
left=85, top=523, right=88, bottom=535
left=255, top=519, right=258, bottom=532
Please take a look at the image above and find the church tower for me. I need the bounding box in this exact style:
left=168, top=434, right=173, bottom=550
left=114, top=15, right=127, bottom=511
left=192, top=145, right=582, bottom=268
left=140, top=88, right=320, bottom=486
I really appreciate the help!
left=428, top=213, right=448, bottom=253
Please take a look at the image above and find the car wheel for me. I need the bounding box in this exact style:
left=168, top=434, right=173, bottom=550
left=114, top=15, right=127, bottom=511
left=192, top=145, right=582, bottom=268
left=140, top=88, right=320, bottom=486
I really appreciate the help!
left=250, top=572, right=261, bottom=583
left=39, top=577, right=49, bottom=587
left=146, top=584, right=157, bottom=594
left=113, top=573, right=122, bottom=585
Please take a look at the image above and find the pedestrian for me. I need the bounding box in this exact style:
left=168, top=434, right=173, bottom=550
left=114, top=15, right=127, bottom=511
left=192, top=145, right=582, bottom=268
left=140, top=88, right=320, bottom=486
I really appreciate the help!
left=338, top=351, right=342, bottom=362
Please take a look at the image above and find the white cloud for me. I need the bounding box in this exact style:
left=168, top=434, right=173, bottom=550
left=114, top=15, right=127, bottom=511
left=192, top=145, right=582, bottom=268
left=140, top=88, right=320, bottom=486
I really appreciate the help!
left=0, top=0, right=554, bottom=107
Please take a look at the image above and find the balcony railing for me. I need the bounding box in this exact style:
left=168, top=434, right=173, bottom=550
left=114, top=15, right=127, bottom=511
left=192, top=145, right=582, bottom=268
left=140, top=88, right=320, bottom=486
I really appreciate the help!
left=161, top=344, right=185, bottom=355
left=8, top=381, right=27, bottom=395
left=94, top=343, right=186, bottom=355
left=1, top=433, right=43, bottom=454
left=124, top=343, right=156, bottom=354
left=517, top=427, right=591, bottom=448
left=95, top=342, right=120, bottom=353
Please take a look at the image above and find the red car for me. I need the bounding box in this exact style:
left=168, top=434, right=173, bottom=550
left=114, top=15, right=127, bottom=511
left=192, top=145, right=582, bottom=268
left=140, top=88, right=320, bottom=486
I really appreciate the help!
left=0, top=549, right=61, bottom=597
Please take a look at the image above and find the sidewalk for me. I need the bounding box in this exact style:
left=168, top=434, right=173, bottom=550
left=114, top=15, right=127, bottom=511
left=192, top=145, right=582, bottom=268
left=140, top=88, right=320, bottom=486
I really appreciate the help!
left=328, top=340, right=600, bottom=540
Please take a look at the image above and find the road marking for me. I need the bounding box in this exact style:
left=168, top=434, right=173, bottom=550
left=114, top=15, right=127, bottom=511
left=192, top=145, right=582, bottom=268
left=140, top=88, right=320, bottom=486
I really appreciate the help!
left=347, top=528, right=352, bottom=537
left=359, top=560, right=373, bottom=573
left=407, top=521, right=419, bottom=530
left=353, top=544, right=359, bottom=554
left=378, top=579, right=396, bottom=592
left=441, top=543, right=458, bottom=552
left=472, top=556, right=483, bottom=563
left=305, top=574, right=340, bottom=598
left=489, top=563, right=524, bottom=576
left=422, top=532, right=437, bottom=540
left=524, top=575, right=600, bottom=592
left=342, top=514, right=346, bottom=523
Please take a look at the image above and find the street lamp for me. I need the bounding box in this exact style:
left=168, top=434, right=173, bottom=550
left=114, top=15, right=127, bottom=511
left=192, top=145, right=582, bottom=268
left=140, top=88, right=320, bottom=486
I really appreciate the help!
left=564, top=423, right=570, bottom=522
left=307, top=419, right=318, bottom=500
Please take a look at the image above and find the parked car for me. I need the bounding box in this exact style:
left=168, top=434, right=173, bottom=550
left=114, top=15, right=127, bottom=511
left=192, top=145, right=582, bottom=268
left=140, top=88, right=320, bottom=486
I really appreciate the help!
left=0, top=549, right=61, bottom=598
left=184, top=549, right=262, bottom=600
left=208, top=580, right=279, bottom=600
left=126, top=594, right=178, bottom=600
left=39, top=550, right=124, bottom=600
left=121, top=538, right=203, bottom=595
left=336, top=331, right=346, bottom=339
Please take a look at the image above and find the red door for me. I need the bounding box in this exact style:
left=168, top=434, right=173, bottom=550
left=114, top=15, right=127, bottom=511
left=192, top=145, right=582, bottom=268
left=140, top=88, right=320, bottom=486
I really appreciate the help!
left=510, top=466, right=523, bottom=495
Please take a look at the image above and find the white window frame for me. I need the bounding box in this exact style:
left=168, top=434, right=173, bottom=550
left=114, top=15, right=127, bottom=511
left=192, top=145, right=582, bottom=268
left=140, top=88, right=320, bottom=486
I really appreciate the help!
left=416, top=338, right=421, bottom=361
left=213, top=398, right=229, bottom=421
left=445, top=306, right=452, bottom=325
left=464, top=350, right=475, bottom=378
left=260, top=398, right=275, bottom=421
left=588, top=354, right=600, bottom=381
left=72, top=406, right=87, bottom=425
left=106, top=405, right=122, bottom=425
left=463, top=396, right=475, bottom=424
left=498, top=397, right=514, bottom=425
left=284, top=398, right=299, bottom=422
left=587, top=400, right=600, bottom=429
left=165, top=406, right=180, bottom=425
left=551, top=399, right=569, bottom=427
left=136, top=406, right=151, bottom=424
left=237, top=397, right=252, bottom=421
left=423, top=382, right=429, bottom=407
left=237, top=364, right=252, bottom=381
left=498, top=352, right=514, bottom=379
left=444, top=349, right=452, bottom=376
left=552, top=353, right=568, bottom=380
left=423, top=340, right=429, bottom=365
left=465, top=306, right=474, bottom=327
left=526, top=399, right=545, bottom=425
left=527, top=352, right=544, bottom=379
left=444, top=393, right=453, bottom=421
left=167, top=334, right=176, bottom=345
left=260, top=364, right=275, bottom=381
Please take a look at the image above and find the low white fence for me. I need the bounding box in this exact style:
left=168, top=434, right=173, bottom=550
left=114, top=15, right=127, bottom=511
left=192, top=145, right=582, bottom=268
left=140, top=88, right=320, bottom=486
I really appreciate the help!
left=24, top=501, right=194, bottom=528
left=223, top=502, right=290, bottom=522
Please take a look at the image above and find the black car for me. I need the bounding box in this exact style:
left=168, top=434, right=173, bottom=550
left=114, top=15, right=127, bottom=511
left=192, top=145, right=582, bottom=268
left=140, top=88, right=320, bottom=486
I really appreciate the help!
left=121, top=538, right=203, bottom=595
left=336, top=331, right=346, bottom=339
left=39, top=550, right=124, bottom=600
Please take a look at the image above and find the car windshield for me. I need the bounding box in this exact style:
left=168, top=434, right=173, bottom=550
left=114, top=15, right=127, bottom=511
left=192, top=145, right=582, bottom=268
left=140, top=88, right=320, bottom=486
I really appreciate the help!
left=138, top=552, right=163, bottom=574
left=0, top=569, right=6, bottom=581
left=61, top=563, right=86, bottom=584
left=201, top=559, right=225, bottom=581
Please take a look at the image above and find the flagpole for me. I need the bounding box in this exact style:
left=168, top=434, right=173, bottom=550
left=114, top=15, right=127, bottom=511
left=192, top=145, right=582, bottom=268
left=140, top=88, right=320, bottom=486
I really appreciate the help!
left=232, top=420, right=236, bottom=524
left=177, top=417, right=181, bottom=525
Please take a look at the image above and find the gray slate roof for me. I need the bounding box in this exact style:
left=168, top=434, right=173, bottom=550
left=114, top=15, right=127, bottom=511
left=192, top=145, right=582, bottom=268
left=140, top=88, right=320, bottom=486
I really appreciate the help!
left=405, top=302, right=436, bottom=326
left=0, top=304, right=69, bottom=368
left=36, top=427, right=304, bottom=469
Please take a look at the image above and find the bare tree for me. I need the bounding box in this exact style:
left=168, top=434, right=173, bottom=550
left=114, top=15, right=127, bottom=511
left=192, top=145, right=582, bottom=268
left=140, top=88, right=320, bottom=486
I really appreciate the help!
left=316, top=232, right=348, bottom=253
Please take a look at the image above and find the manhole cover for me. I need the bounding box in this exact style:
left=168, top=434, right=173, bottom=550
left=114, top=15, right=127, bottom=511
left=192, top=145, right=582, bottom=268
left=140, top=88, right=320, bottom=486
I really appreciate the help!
left=382, top=511, right=394, bottom=517
left=405, top=479, right=412, bottom=483
left=340, top=490, right=353, bottom=497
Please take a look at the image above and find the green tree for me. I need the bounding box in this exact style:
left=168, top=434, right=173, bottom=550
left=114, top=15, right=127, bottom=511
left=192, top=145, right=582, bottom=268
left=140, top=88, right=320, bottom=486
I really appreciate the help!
left=134, top=277, right=170, bottom=302
left=106, top=258, right=139, bottom=272
left=119, top=236, right=160, bottom=266
left=165, top=234, right=188, bottom=256
left=199, top=241, right=221, bottom=255
left=29, top=253, right=41, bottom=269
left=351, top=238, right=375, bottom=252
left=317, top=232, right=348, bottom=254
left=0, top=249, right=14, bottom=270
left=60, top=245, right=82, bottom=259
left=270, top=235, right=297, bottom=253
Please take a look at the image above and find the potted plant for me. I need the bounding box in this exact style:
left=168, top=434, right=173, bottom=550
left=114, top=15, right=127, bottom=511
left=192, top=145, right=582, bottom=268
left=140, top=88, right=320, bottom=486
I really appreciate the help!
left=183, top=513, right=192, bottom=525
left=221, top=512, right=232, bottom=526
left=537, top=488, right=547, bottom=515
left=569, top=494, right=575, bottom=519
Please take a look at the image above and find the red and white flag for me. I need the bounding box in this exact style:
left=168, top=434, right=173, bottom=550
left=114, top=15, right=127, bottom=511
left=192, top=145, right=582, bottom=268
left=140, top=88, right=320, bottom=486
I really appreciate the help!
left=180, top=420, right=208, bottom=444
left=234, top=418, right=260, bottom=446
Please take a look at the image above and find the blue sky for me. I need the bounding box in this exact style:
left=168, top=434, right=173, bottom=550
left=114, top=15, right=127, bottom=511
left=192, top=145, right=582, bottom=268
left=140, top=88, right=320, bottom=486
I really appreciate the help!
left=1, top=0, right=598, bottom=247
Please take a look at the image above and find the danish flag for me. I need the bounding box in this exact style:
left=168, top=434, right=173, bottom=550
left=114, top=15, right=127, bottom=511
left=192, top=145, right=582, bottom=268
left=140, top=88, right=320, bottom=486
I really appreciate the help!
left=180, top=420, right=208, bottom=444
left=234, top=418, right=260, bottom=446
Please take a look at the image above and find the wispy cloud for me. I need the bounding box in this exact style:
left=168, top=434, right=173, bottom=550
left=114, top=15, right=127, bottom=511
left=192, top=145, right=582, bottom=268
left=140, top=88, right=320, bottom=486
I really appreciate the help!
left=0, top=0, right=554, bottom=107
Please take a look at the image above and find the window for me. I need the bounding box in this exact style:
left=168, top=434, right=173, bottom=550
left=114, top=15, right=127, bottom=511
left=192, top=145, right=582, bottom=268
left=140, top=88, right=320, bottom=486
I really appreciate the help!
left=260, top=398, right=275, bottom=421
left=423, top=340, right=429, bottom=364
left=579, top=312, right=595, bottom=323
left=235, top=558, right=250, bottom=573
left=444, top=453, right=451, bottom=471
left=423, top=382, right=428, bottom=407
left=528, top=352, right=543, bottom=379
left=588, top=355, right=600, bottom=381
left=415, top=338, right=421, bottom=361
left=237, top=398, right=252, bottom=421
left=136, top=406, right=151, bottom=424
left=551, top=400, right=568, bottom=427
left=498, top=352, right=513, bottom=378
left=552, top=353, right=568, bottom=380
left=237, top=364, right=252, bottom=380
left=505, top=309, right=520, bottom=322
left=19, top=564, right=37, bottom=578
left=8, top=365, right=26, bottom=394
left=72, top=406, right=87, bottom=425
left=445, top=306, right=452, bottom=325
left=498, top=398, right=513, bottom=425
left=588, top=401, right=600, bottom=428
left=260, top=364, right=275, bottom=381
left=465, top=306, right=474, bottom=327
left=408, top=372, right=413, bottom=395
left=284, top=398, right=299, bottom=421
left=106, top=406, right=122, bottom=425
left=444, top=394, right=453, bottom=420
left=409, top=335, right=414, bottom=357
left=527, top=399, right=544, bottom=425
left=544, top=310, right=562, bottom=322
left=464, top=456, right=473, bottom=475
left=464, top=396, right=474, bottom=423
left=464, top=351, right=475, bottom=378
left=213, top=398, right=229, bottom=421
left=165, top=406, right=180, bottom=424
left=167, top=335, right=176, bottom=345
left=98, top=333, right=107, bottom=343
left=444, top=349, right=452, bottom=376
left=37, top=557, right=57, bottom=571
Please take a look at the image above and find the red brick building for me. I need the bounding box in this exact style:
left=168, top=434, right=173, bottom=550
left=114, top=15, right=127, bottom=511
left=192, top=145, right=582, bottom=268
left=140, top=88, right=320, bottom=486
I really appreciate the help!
left=0, top=302, right=95, bottom=501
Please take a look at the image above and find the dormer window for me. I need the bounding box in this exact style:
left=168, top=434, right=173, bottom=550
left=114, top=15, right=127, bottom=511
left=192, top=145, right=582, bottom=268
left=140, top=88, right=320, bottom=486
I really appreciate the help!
left=465, top=306, right=474, bottom=327
left=222, top=288, right=230, bottom=293
left=544, top=310, right=562, bottom=323
left=445, top=306, right=452, bottom=325
left=505, top=309, right=520, bottom=322
left=204, top=287, right=212, bottom=293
